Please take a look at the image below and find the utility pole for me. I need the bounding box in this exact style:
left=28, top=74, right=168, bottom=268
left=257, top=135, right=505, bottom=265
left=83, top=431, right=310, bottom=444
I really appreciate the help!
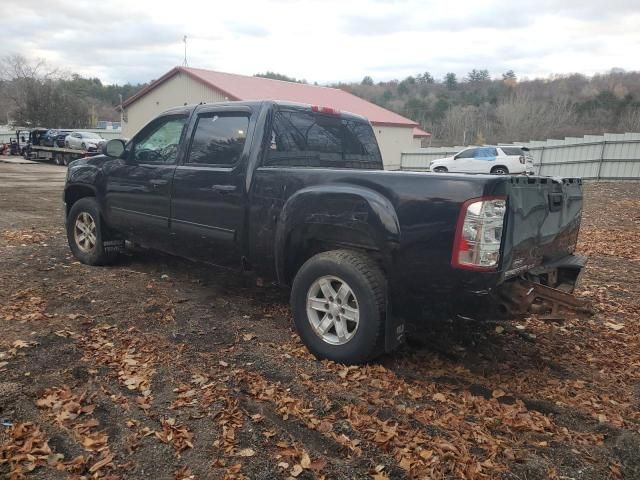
left=183, top=35, right=188, bottom=67
left=118, top=94, right=124, bottom=125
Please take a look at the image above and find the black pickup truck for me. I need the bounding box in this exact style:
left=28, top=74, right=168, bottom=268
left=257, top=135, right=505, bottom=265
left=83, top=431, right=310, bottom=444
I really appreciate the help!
left=63, top=101, right=585, bottom=363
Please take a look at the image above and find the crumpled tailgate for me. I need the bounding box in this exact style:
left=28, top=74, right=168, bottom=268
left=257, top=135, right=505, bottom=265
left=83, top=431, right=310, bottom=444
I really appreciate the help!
left=501, top=176, right=583, bottom=279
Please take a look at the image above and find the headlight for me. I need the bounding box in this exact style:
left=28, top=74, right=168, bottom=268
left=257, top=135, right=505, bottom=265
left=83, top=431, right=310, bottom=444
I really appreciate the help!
left=452, top=198, right=506, bottom=269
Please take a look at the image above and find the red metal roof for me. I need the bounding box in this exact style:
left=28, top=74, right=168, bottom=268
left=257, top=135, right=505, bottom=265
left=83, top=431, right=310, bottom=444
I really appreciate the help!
left=123, top=66, right=421, bottom=128
left=412, top=127, right=432, bottom=138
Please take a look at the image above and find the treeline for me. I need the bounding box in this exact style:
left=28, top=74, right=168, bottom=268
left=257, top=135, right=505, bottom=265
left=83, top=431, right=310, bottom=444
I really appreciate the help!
left=0, top=55, right=146, bottom=129
left=336, top=69, right=640, bottom=145
left=3, top=54, right=640, bottom=145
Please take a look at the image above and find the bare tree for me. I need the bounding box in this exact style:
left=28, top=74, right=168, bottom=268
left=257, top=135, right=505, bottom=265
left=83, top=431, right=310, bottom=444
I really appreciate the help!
left=495, top=89, right=574, bottom=142
left=0, top=54, right=88, bottom=128
left=618, top=108, right=640, bottom=132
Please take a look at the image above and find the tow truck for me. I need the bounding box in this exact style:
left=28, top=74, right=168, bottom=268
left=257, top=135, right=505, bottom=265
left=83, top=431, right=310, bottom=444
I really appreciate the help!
left=11, top=129, right=100, bottom=166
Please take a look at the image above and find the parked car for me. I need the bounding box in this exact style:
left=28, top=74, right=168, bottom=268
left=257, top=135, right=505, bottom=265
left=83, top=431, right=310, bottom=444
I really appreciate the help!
left=430, top=146, right=534, bottom=175
left=55, top=130, right=72, bottom=148
left=63, top=101, right=585, bottom=364
left=42, top=129, right=60, bottom=147
left=65, top=131, right=106, bottom=151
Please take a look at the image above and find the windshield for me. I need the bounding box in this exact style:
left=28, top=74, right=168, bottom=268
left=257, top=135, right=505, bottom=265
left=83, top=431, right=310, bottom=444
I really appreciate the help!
left=82, top=132, right=102, bottom=139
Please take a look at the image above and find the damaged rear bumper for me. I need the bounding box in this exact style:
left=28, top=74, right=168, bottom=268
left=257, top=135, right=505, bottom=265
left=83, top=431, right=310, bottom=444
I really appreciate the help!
left=495, top=254, right=592, bottom=317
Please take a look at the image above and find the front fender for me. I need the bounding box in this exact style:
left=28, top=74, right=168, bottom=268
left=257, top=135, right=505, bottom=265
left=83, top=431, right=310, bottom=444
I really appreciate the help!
left=64, top=160, right=104, bottom=214
left=274, top=184, right=400, bottom=283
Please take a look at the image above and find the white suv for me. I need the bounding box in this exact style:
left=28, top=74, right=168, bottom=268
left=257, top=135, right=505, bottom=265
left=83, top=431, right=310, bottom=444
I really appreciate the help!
left=430, top=146, right=534, bottom=175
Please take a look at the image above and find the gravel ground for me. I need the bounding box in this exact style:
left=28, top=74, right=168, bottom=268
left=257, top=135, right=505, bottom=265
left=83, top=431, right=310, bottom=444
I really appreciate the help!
left=1, top=161, right=639, bottom=479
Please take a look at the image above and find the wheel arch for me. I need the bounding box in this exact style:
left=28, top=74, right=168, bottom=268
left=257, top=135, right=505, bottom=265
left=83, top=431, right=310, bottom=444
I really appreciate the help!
left=490, top=165, right=509, bottom=174
left=274, top=184, right=400, bottom=285
left=64, top=184, right=97, bottom=216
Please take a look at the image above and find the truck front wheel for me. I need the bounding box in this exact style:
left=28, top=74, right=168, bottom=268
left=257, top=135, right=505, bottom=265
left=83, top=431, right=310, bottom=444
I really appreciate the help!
left=291, top=250, right=386, bottom=364
left=66, top=197, right=118, bottom=266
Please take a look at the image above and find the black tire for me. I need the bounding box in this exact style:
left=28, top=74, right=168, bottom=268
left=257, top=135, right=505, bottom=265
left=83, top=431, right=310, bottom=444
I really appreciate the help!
left=66, top=197, right=118, bottom=266
left=433, top=167, right=448, bottom=173
left=290, top=250, right=387, bottom=364
left=63, top=156, right=70, bottom=166
left=491, top=166, right=509, bottom=175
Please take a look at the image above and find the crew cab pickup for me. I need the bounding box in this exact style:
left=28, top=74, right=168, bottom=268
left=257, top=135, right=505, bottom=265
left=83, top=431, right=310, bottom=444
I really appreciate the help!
left=63, top=101, right=586, bottom=363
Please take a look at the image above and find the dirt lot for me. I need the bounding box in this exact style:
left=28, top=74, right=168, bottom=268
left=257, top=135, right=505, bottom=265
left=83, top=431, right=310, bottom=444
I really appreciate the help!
left=1, top=161, right=639, bottom=480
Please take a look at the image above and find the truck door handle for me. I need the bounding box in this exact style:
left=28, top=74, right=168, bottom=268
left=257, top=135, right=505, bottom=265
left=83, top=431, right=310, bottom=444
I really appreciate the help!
left=150, top=179, right=168, bottom=188
left=210, top=185, right=236, bottom=194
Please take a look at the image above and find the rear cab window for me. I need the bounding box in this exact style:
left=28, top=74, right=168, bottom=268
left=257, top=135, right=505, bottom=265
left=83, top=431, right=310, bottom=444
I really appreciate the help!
left=265, top=108, right=382, bottom=169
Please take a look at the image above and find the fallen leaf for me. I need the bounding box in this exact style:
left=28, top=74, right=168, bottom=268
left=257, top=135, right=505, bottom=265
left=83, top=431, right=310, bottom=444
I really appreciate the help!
left=419, top=449, right=433, bottom=460
left=399, top=457, right=412, bottom=471
left=89, top=453, right=114, bottom=473
left=291, top=464, right=304, bottom=477
left=432, top=393, right=446, bottom=402
left=604, top=322, right=624, bottom=331
left=238, top=448, right=256, bottom=457
left=372, top=473, right=390, bottom=480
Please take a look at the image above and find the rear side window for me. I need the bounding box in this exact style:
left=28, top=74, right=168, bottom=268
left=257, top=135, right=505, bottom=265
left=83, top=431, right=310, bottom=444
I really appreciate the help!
left=265, top=109, right=382, bottom=169
left=500, top=147, right=524, bottom=156
left=473, top=147, right=497, bottom=158
left=187, top=113, right=249, bottom=167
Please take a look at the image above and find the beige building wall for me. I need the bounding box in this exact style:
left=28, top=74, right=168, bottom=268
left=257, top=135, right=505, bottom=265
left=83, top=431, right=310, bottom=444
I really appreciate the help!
left=123, top=75, right=417, bottom=170
left=373, top=125, right=415, bottom=170
left=122, top=72, right=228, bottom=137
left=412, top=137, right=425, bottom=148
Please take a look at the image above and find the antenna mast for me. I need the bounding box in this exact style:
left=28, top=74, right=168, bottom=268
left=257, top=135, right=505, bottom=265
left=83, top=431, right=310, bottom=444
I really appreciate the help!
left=183, top=35, right=188, bottom=67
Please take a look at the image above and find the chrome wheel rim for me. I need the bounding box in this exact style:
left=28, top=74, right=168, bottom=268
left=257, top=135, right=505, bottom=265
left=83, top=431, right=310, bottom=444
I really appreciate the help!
left=74, top=212, right=97, bottom=253
left=306, top=275, right=359, bottom=345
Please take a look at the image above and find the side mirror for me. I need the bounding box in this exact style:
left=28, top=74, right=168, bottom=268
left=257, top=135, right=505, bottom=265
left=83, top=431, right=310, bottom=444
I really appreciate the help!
left=103, top=139, right=126, bottom=158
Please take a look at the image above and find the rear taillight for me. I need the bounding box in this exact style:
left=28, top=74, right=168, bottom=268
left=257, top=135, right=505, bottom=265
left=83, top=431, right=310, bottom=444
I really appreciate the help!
left=452, top=197, right=506, bottom=270
left=519, top=155, right=525, bottom=164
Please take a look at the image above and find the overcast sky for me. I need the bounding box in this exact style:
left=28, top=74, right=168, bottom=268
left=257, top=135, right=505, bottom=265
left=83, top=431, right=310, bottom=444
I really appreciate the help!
left=2, top=0, right=639, bottom=85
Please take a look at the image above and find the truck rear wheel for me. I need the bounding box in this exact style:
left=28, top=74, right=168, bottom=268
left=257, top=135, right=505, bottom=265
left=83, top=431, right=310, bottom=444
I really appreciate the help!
left=290, top=250, right=386, bottom=364
left=66, top=197, right=118, bottom=266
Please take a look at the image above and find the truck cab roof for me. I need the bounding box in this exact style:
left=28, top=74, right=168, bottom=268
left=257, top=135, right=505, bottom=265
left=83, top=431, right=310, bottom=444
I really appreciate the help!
left=164, top=100, right=371, bottom=124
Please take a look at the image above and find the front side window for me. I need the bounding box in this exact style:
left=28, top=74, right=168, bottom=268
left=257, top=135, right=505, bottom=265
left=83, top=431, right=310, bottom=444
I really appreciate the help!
left=456, top=148, right=476, bottom=159
left=266, top=109, right=382, bottom=169
left=186, top=113, right=249, bottom=166
left=133, top=115, right=187, bottom=164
